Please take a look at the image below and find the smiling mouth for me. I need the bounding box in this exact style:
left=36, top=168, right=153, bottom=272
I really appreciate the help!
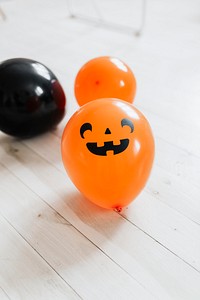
left=86, top=139, right=129, bottom=156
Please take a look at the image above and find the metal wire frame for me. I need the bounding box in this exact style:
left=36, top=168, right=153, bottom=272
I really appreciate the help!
left=66, top=0, right=146, bottom=36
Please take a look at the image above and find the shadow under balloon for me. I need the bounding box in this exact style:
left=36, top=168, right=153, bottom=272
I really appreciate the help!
left=0, top=130, right=47, bottom=147
left=24, top=189, right=124, bottom=275
left=0, top=130, right=62, bottom=167
left=60, top=189, right=124, bottom=245
left=0, top=128, right=57, bottom=142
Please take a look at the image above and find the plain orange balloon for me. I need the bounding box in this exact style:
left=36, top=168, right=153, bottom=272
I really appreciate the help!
left=74, top=56, right=137, bottom=106
left=61, top=98, right=154, bottom=210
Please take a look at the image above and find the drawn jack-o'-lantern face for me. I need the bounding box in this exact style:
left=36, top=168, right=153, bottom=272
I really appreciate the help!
left=61, top=98, right=154, bottom=210
left=80, top=118, right=134, bottom=156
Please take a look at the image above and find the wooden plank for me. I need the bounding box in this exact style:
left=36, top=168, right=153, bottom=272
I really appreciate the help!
left=0, top=137, right=200, bottom=299
left=54, top=105, right=200, bottom=160
left=141, top=107, right=200, bottom=159
left=1, top=1, right=200, bottom=300
left=0, top=287, right=11, bottom=300
left=21, top=126, right=200, bottom=192
left=0, top=164, right=154, bottom=300
left=146, top=165, right=200, bottom=225
left=0, top=216, right=80, bottom=300
left=154, top=137, right=200, bottom=189
left=20, top=129, right=200, bottom=225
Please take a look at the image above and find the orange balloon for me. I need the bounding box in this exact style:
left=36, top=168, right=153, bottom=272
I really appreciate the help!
left=61, top=98, right=154, bottom=210
left=74, top=56, right=137, bottom=106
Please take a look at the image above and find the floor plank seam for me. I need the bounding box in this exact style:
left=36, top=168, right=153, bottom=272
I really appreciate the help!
left=120, top=214, right=200, bottom=274
left=0, top=212, right=83, bottom=300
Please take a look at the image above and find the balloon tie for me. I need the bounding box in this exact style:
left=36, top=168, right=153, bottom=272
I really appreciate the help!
left=114, top=206, right=122, bottom=213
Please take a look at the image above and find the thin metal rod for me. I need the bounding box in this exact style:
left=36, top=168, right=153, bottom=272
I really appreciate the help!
left=138, top=0, right=147, bottom=35
left=0, top=6, right=6, bottom=21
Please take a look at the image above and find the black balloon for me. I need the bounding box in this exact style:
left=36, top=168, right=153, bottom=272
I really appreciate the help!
left=0, top=58, right=66, bottom=137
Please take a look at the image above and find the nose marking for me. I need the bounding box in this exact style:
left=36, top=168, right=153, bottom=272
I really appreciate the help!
left=105, top=128, right=111, bottom=134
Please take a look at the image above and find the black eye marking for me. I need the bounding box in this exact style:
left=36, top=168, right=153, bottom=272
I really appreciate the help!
left=121, top=118, right=134, bottom=133
left=80, top=123, right=92, bottom=139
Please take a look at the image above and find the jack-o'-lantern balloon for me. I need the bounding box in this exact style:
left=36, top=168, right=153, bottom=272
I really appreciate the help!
left=74, top=56, right=137, bottom=106
left=61, top=98, right=154, bottom=210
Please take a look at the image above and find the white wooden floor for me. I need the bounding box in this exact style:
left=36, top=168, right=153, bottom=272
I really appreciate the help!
left=0, top=0, right=200, bottom=299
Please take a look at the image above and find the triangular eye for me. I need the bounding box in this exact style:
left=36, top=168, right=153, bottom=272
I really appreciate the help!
left=121, top=118, right=134, bottom=133
left=80, top=123, right=92, bottom=138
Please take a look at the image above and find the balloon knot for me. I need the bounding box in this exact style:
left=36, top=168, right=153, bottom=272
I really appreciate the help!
left=114, top=206, right=122, bottom=213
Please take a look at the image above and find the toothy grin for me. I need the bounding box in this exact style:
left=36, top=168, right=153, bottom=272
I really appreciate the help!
left=86, top=139, right=129, bottom=156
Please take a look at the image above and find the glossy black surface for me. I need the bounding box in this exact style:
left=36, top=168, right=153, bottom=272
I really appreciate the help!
left=0, top=58, right=66, bottom=137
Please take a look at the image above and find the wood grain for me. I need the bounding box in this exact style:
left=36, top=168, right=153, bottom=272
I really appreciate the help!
left=0, top=0, right=200, bottom=299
